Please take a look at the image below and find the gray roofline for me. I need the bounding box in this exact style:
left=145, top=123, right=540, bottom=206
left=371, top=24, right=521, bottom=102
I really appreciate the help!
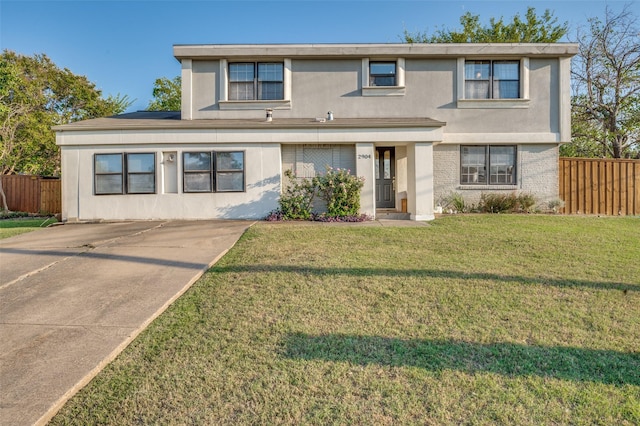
left=173, top=43, right=578, bottom=60
left=53, top=115, right=446, bottom=132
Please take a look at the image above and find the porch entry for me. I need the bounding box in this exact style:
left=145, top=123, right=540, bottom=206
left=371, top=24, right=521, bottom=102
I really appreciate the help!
left=375, top=147, right=395, bottom=208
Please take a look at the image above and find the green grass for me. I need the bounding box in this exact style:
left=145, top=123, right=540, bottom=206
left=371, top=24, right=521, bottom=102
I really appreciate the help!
left=0, top=217, right=57, bottom=239
left=51, top=215, right=640, bottom=425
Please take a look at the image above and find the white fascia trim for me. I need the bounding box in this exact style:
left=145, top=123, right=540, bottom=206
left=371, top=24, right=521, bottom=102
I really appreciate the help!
left=57, top=127, right=443, bottom=146
left=442, top=132, right=559, bottom=144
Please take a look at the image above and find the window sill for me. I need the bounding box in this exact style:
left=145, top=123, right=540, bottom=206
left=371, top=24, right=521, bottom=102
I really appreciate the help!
left=457, top=99, right=530, bottom=109
left=459, top=185, right=518, bottom=190
left=219, top=99, right=292, bottom=110
left=362, top=86, right=406, bottom=97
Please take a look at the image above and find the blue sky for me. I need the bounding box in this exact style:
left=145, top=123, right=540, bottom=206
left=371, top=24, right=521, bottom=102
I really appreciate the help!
left=1, top=0, right=637, bottom=112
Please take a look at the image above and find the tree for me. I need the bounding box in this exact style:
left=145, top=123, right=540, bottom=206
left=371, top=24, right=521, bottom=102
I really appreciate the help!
left=0, top=50, right=131, bottom=211
left=567, top=6, right=640, bottom=158
left=403, top=7, right=568, bottom=43
left=147, top=76, right=181, bottom=111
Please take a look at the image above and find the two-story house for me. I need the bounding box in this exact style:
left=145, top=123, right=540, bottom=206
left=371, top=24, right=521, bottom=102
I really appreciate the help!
left=54, top=43, right=577, bottom=221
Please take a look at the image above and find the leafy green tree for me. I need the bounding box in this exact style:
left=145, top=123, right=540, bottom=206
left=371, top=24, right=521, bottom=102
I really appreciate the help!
left=0, top=50, right=130, bottom=211
left=403, top=7, right=568, bottom=43
left=568, top=6, right=639, bottom=158
left=147, top=76, right=181, bottom=111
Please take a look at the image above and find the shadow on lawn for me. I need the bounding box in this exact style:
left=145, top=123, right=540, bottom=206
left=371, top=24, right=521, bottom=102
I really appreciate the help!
left=282, top=333, right=640, bottom=386
left=213, top=265, right=639, bottom=293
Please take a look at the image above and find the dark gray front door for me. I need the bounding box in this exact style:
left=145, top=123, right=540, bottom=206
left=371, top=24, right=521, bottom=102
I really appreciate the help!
left=375, top=147, right=395, bottom=208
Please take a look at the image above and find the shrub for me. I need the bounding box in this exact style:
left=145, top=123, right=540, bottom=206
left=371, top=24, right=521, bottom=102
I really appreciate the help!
left=516, top=193, right=537, bottom=213
left=314, top=167, right=365, bottom=217
left=276, top=170, right=317, bottom=220
left=479, top=192, right=538, bottom=213
left=268, top=168, right=366, bottom=221
left=438, top=192, right=472, bottom=213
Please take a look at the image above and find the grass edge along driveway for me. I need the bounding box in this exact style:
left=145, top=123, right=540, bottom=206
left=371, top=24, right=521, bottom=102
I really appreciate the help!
left=51, top=215, right=640, bottom=425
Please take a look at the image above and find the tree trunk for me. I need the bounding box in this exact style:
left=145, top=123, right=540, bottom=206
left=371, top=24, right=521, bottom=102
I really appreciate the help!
left=0, top=175, right=10, bottom=213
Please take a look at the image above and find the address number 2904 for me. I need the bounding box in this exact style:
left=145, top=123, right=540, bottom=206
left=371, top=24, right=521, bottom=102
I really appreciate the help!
left=358, top=154, right=371, bottom=160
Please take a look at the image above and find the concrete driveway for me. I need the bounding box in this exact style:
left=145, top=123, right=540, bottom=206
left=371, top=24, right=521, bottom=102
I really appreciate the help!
left=0, top=220, right=252, bottom=426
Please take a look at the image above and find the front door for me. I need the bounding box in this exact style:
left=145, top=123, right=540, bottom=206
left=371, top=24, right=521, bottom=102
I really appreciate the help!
left=375, top=147, right=395, bottom=209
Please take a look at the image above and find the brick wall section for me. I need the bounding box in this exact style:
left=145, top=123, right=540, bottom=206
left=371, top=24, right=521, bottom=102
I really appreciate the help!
left=433, top=144, right=559, bottom=209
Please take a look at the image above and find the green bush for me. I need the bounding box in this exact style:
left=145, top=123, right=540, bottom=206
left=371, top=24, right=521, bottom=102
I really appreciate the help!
left=516, top=193, right=537, bottom=213
left=315, top=167, right=365, bottom=217
left=480, top=193, right=518, bottom=213
left=270, top=168, right=365, bottom=220
left=479, top=192, right=538, bottom=213
left=441, top=192, right=468, bottom=213
left=277, top=170, right=317, bottom=220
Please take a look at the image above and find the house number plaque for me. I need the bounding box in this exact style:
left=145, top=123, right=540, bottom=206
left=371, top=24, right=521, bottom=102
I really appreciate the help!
left=357, top=154, right=371, bottom=159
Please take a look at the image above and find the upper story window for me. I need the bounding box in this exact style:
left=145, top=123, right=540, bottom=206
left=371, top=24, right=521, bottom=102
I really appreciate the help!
left=362, top=58, right=405, bottom=97
left=465, top=60, right=520, bottom=99
left=457, top=58, right=529, bottom=108
left=369, top=62, right=396, bottom=86
left=94, top=153, right=156, bottom=195
left=229, top=62, right=284, bottom=100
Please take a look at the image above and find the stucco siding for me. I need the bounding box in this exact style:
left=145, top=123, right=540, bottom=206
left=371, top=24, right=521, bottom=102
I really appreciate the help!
left=186, top=56, right=564, bottom=141
left=191, top=60, right=219, bottom=119
left=60, top=141, right=281, bottom=221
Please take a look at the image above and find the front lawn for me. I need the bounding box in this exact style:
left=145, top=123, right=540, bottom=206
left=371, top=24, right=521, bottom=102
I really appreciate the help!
left=0, top=217, right=57, bottom=239
left=51, top=215, right=640, bottom=425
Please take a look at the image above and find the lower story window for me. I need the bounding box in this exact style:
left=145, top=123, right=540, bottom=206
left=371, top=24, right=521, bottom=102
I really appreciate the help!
left=461, top=145, right=516, bottom=185
left=183, top=151, right=245, bottom=193
left=94, top=153, right=156, bottom=195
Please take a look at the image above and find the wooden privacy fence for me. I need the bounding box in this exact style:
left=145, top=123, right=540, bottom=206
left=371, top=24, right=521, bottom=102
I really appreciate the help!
left=559, top=158, right=640, bottom=216
left=1, top=175, right=62, bottom=214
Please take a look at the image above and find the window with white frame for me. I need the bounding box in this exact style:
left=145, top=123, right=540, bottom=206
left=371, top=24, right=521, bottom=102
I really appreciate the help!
left=229, top=62, right=283, bottom=100
left=94, top=153, right=156, bottom=195
left=461, top=145, right=516, bottom=185
left=183, top=151, right=245, bottom=193
left=465, top=60, right=520, bottom=99
left=362, top=58, right=405, bottom=96
left=369, top=62, right=396, bottom=86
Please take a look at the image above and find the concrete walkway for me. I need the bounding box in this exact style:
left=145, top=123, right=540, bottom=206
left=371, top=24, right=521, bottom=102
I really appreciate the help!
left=0, top=220, right=252, bottom=426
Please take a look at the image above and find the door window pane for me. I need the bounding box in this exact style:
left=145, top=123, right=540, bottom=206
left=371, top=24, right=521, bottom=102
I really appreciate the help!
left=383, top=150, right=391, bottom=179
